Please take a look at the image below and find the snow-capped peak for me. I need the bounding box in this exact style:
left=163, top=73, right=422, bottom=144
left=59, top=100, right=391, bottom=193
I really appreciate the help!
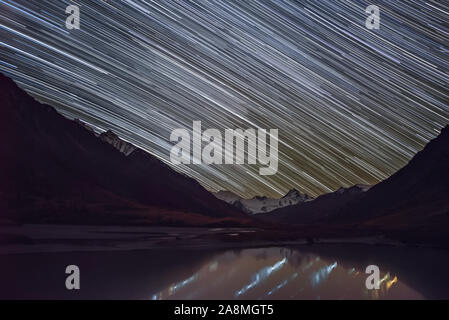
left=214, top=188, right=313, bottom=214
left=99, top=130, right=136, bottom=156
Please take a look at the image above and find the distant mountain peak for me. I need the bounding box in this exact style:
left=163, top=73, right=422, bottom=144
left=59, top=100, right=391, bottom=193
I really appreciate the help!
left=336, top=184, right=372, bottom=194
left=99, top=129, right=136, bottom=156
left=282, top=188, right=312, bottom=201
left=354, top=184, right=372, bottom=192
left=215, top=188, right=312, bottom=214
left=284, top=188, right=299, bottom=197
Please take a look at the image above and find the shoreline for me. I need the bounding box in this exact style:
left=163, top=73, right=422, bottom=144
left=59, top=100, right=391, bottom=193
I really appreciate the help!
left=1, top=224, right=446, bottom=255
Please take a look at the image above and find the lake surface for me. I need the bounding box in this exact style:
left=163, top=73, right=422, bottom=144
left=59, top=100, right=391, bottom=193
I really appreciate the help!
left=1, top=245, right=449, bottom=299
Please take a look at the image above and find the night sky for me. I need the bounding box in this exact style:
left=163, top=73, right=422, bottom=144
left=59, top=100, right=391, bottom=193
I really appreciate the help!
left=0, top=0, right=448, bottom=198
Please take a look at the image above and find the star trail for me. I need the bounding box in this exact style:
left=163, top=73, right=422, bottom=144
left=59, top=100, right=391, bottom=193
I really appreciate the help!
left=0, top=0, right=448, bottom=198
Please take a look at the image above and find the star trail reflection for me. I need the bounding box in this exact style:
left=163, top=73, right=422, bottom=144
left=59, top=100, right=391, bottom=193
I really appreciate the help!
left=235, top=257, right=287, bottom=297
left=0, top=0, right=448, bottom=198
left=146, top=247, right=430, bottom=300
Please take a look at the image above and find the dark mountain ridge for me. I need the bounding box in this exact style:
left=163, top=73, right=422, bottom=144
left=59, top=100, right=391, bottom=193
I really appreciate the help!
left=0, top=73, right=246, bottom=226
left=259, top=126, right=449, bottom=243
left=257, top=184, right=371, bottom=224
left=335, top=126, right=449, bottom=223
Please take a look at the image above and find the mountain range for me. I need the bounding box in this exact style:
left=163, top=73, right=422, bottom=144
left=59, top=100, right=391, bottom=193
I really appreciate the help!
left=214, top=189, right=313, bottom=214
left=1, top=72, right=448, bottom=245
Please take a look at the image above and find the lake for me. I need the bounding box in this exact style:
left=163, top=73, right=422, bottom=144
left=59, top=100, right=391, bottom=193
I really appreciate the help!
left=1, top=244, right=449, bottom=299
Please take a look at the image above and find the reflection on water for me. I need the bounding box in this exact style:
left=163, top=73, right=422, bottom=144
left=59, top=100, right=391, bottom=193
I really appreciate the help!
left=1, top=245, right=449, bottom=299
left=151, top=247, right=423, bottom=300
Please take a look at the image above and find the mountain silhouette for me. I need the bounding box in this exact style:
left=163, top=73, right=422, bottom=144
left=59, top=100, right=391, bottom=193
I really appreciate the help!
left=260, top=126, right=449, bottom=243
left=258, top=184, right=371, bottom=223
left=0, top=73, right=247, bottom=226
left=335, top=125, right=449, bottom=238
